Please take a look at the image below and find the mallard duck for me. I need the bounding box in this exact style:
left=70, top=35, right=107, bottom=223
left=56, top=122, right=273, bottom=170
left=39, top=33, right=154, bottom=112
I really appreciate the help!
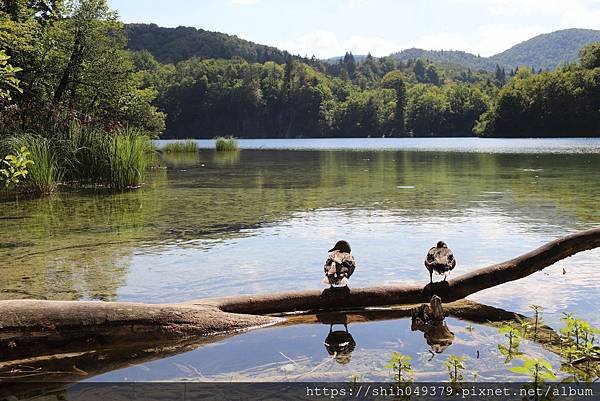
left=424, top=241, right=456, bottom=283
left=322, top=240, right=356, bottom=288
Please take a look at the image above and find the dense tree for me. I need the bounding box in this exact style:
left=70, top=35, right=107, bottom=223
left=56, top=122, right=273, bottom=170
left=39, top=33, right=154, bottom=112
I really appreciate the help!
left=579, top=42, right=600, bottom=69
left=0, top=0, right=165, bottom=136
left=476, top=53, right=600, bottom=137
left=381, top=70, right=406, bottom=135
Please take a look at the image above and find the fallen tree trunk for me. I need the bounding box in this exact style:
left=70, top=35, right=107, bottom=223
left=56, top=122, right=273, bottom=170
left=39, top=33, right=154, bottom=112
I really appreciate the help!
left=0, top=228, right=598, bottom=363
left=0, top=300, right=561, bottom=386
left=199, top=227, right=600, bottom=314
left=0, top=300, right=279, bottom=363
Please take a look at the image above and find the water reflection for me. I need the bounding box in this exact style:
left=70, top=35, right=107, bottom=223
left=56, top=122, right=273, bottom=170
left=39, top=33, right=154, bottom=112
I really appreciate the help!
left=0, top=149, right=598, bottom=331
left=318, top=313, right=356, bottom=364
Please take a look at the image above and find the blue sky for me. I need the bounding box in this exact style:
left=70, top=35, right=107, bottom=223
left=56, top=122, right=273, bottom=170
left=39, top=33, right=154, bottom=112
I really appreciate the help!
left=107, top=0, right=600, bottom=58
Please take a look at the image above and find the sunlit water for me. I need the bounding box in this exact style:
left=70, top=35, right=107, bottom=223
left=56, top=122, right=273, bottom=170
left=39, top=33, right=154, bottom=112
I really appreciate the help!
left=1, top=138, right=599, bottom=382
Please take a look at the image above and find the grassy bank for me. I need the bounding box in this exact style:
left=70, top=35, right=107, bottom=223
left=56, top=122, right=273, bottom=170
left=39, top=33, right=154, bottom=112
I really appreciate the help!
left=162, top=139, right=198, bottom=153
left=1, top=125, right=153, bottom=195
left=11, top=135, right=63, bottom=195
left=215, top=137, right=238, bottom=151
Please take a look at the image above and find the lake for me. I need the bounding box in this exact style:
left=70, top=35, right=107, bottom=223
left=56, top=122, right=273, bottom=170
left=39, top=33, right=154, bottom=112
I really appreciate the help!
left=1, top=138, right=599, bottom=383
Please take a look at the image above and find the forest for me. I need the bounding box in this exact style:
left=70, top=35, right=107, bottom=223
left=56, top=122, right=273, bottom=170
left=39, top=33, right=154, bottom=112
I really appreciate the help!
left=1, top=0, right=600, bottom=140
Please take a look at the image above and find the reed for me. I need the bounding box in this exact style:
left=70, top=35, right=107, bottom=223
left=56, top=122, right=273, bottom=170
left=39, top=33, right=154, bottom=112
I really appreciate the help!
left=163, top=139, right=198, bottom=153
left=10, top=135, right=63, bottom=195
left=108, top=131, right=150, bottom=188
left=215, top=136, right=238, bottom=151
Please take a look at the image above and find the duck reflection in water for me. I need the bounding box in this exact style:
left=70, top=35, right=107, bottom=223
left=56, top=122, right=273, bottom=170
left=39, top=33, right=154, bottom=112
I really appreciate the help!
left=318, top=313, right=356, bottom=364
left=411, top=296, right=455, bottom=354
left=324, top=324, right=356, bottom=364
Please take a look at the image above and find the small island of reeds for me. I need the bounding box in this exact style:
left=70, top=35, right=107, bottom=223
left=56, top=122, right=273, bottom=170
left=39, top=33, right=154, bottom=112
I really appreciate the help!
left=215, top=137, right=239, bottom=151
left=162, top=140, right=198, bottom=153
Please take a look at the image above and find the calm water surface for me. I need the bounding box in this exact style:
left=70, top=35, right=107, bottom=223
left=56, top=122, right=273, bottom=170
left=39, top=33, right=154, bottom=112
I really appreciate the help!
left=2, top=138, right=599, bottom=382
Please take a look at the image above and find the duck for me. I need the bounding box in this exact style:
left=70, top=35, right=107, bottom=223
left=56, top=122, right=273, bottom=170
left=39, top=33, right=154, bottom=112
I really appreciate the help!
left=424, top=241, right=456, bottom=283
left=322, top=240, right=356, bottom=288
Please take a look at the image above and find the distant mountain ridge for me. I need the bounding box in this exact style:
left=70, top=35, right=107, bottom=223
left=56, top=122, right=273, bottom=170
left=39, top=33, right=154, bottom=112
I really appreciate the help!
left=489, top=28, right=600, bottom=70
left=125, top=25, right=600, bottom=72
left=325, top=29, right=600, bottom=71
left=124, top=23, right=298, bottom=64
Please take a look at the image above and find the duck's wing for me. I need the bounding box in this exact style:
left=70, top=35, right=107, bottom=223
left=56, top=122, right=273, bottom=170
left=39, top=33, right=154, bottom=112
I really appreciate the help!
left=339, top=253, right=356, bottom=279
left=324, top=251, right=341, bottom=275
left=424, top=246, right=437, bottom=268
left=445, top=248, right=456, bottom=271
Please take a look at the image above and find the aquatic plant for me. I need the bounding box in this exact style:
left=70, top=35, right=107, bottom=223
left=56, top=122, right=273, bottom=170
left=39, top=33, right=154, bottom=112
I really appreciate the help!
left=498, top=323, right=523, bottom=363
left=66, top=124, right=151, bottom=188
left=108, top=131, right=150, bottom=188
left=215, top=136, right=238, bottom=151
left=529, top=304, right=544, bottom=341
left=0, top=146, right=33, bottom=189
left=559, top=314, right=600, bottom=382
left=385, top=352, right=413, bottom=384
left=12, top=135, right=63, bottom=195
left=510, top=357, right=557, bottom=400
left=444, top=354, right=466, bottom=390
left=163, top=139, right=198, bottom=153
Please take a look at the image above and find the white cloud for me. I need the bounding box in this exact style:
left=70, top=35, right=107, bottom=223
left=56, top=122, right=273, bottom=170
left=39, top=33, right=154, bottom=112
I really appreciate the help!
left=231, top=0, right=260, bottom=4
left=273, top=30, right=403, bottom=58
left=271, top=0, right=600, bottom=58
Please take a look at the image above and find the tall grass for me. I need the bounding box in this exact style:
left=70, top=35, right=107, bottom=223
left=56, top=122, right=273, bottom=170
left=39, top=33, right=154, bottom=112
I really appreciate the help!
left=163, top=139, right=198, bottom=153
left=108, top=132, right=150, bottom=188
left=215, top=137, right=239, bottom=151
left=1, top=124, right=153, bottom=194
left=11, top=135, right=63, bottom=195
left=66, top=124, right=151, bottom=189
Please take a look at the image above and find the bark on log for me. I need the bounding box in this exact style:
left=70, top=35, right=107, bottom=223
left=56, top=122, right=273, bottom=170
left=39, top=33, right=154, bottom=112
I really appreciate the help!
left=0, top=300, right=279, bottom=363
left=198, top=227, right=600, bottom=314
left=0, top=228, right=598, bottom=365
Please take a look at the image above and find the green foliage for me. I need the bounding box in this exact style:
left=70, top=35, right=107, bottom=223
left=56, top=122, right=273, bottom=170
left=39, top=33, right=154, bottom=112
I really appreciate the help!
left=580, top=42, right=600, bottom=69
left=108, top=130, right=150, bottom=189
left=12, top=135, right=63, bottom=194
left=558, top=314, right=600, bottom=382
left=0, top=50, right=22, bottom=101
left=509, top=357, right=557, bottom=383
left=0, top=0, right=165, bottom=136
left=498, top=323, right=523, bottom=363
left=0, top=146, right=33, bottom=188
left=162, top=140, right=198, bottom=153
left=384, top=352, right=413, bottom=384
left=529, top=304, right=544, bottom=341
left=215, top=137, right=239, bottom=151
left=476, top=55, right=600, bottom=137
left=444, top=355, right=466, bottom=390
left=65, top=123, right=150, bottom=188
left=491, top=28, right=600, bottom=71
left=125, top=23, right=300, bottom=65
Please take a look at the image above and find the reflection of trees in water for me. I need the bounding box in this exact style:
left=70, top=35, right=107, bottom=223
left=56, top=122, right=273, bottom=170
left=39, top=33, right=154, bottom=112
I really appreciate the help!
left=1, top=150, right=598, bottom=300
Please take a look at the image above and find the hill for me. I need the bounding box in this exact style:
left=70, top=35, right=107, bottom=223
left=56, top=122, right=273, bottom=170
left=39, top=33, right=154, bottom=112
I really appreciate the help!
left=124, top=23, right=297, bottom=64
left=390, top=48, right=498, bottom=71
left=489, top=28, right=600, bottom=70
left=347, top=29, right=600, bottom=71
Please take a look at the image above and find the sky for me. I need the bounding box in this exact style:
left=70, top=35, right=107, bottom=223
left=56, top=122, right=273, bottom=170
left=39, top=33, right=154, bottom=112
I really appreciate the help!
left=107, top=0, right=600, bottom=58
